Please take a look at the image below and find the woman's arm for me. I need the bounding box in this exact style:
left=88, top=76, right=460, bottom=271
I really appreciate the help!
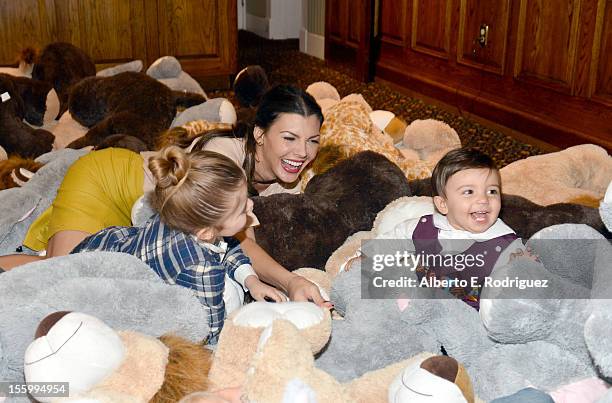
left=237, top=228, right=329, bottom=306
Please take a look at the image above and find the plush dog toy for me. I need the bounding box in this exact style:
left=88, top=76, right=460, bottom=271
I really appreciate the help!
left=64, top=72, right=206, bottom=151
left=0, top=74, right=54, bottom=158
left=31, top=42, right=97, bottom=120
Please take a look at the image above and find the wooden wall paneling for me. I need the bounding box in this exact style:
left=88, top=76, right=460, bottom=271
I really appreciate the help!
left=348, top=0, right=362, bottom=47
left=72, top=0, right=148, bottom=68
left=46, top=0, right=81, bottom=45
left=380, top=0, right=407, bottom=45
left=457, top=0, right=510, bottom=75
left=514, top=0, right=582, bottom=94
left=156, top=0, right=237, bottom=79
left=572, top=0, right=599, bottom=96
left=411, top=0, right=452, bottom=59
left=590, top=0, right=612, bottom=104
left=0, top=0, right=51, bottom=65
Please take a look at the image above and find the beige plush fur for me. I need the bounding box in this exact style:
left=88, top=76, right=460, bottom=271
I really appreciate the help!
left=207, top=304, right=332, bottom=390
left=401, top=118, right=462, bottom=169
left=240, top=320, right=483, bottom=403
left=300, top=100, right=431, bottom=190
left=500, top=144, right=612, bottom=207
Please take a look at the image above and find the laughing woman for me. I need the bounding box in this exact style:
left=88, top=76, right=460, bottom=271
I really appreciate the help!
left=0, top=85, right=328, bottom=305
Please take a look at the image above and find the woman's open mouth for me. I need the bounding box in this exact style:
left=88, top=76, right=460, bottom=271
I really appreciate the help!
left=281, top=159, right=304, bottom=174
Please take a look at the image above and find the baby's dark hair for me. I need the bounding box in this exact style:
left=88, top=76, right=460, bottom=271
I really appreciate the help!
left=431, top=148, right=497, bottom=197
left=148, top=146, right=245, bottom=234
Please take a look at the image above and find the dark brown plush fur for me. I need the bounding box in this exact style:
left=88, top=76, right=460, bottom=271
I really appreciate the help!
left=407, top=178, right=611, bottom=239
left=253, top=151, right=412, bottom=270
left=66, top=72, right=206, bottom=150
left=0, top=156, right=43, bottom=190
left=151, top=334, right=212, bottom=403
left=0, top=74, right=54, bottom=158
left=31, top=42, right=96, bottom=120
left=93, top=134, right=149, bottom=153
left=0, top=72, right=52, bottom=127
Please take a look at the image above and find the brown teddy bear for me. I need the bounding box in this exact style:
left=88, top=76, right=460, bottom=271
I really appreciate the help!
left=64, top=72, right=206, bottom=151
left=0, top=74, right=54, bottom=158
left=31, top=42, right=97, bottom=120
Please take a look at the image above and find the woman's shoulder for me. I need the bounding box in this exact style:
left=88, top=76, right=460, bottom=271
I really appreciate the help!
left=202, top=136, right=246, bottom=166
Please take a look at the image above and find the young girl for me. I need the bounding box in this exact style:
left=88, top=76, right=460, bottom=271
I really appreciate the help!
left=70, top=146, right=285, bottom=343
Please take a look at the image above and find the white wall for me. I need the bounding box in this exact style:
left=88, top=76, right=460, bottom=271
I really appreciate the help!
left=245, top=0, right=302, bottom=40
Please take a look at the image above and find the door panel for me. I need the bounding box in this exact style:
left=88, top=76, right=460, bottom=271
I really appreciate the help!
left=156, top=0, right=237, bottom=77
left=457, top=0, right=510, bottom=75
left=514, top=0, right=582, bottom=93
left=591, top=0, right=612, bottom=104
left=411, top=0, right=452, bottom=59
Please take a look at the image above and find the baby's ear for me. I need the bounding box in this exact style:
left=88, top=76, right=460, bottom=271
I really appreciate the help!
left=196, top=227, right=217, bottom=242
left=433, top=195, right=448, bottom=214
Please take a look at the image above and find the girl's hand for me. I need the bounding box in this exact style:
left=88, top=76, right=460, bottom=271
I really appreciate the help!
left=245, top=275, right=288, bottom=302
left=286, top=275, right=334, bottom=309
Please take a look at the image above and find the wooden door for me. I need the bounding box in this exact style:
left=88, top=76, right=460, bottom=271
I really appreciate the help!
left=325, top=0, right=375, bottom=81
left=155, top=0, right=237, bottom=81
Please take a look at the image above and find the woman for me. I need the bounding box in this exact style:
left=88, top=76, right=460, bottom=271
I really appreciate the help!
left=0, top=85, right=327, bottom=305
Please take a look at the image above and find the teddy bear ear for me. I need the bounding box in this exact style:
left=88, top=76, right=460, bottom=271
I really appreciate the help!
left=233, top=65, right=269, bottom=108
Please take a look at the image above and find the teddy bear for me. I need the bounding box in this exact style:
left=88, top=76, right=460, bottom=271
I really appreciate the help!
left=31, top=42, right=97, bottom=120
left=252, top=150, right=413, bottom=270
left=0, top=74, right=55, bottom=158
left=302, top=81, right=467, bottom=189
left=64, top=71, right=206, bottom=151
left=399, top=118, right=462, bottom=169
left=499, top=144, right=612, bottom=208
left=297, top=98, right=432, bottom=190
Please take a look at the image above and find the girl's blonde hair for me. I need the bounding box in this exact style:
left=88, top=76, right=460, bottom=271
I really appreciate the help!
left=148, top=146, right=245, bottom=234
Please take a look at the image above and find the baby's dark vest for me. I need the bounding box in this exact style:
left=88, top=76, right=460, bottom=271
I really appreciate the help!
left=412, top=215, right=518, bottom=310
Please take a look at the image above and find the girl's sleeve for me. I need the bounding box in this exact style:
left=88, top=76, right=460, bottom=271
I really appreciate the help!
left=175, top=261, right=226, bottom=344
left=223, top=238, right=257, bottom=290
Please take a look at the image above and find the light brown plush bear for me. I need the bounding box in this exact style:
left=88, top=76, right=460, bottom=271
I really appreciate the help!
left=500, top=144, right=612, bottom=207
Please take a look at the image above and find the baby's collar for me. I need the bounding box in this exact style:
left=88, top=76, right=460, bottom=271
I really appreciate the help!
left=432, top=213, right=515, bottom=241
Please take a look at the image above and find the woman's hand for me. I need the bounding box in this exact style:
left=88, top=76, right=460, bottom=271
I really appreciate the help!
left=286, top=275, right=333, bottom=309
left=245, top=275, right=288, bottom=302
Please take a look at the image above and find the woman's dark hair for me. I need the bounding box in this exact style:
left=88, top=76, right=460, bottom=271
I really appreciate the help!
left=431, top=148, right=497, bottom=197
left=191, top=84, right=323, bottom=195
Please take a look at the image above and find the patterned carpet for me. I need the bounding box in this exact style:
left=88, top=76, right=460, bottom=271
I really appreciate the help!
left=210, top=31, right=543, bottom=168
